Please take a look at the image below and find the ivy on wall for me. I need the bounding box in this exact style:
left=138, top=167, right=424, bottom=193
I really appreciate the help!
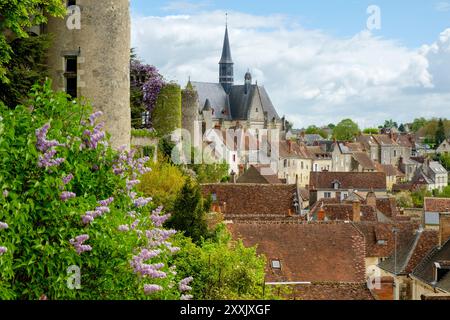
left=152, top=83, right=182, bottom=137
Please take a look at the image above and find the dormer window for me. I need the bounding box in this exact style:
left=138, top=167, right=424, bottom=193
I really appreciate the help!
left=434, top=261, right=450, bottom=283
left=332, top=180, right=341, bottom=190
left=271, top=260, right=281, bottom=269
left=377, top=240, right=387, bottom=246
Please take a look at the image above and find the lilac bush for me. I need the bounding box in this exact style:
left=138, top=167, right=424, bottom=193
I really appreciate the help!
left=0, top=81, right=192, bottom=299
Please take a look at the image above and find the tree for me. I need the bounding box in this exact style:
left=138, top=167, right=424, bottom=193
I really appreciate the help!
left=363, top=128, right=379, bottom=134
left=285, top=120, right=294, bottom=132
left=332, top=119, right=360, bottom=141
left=383, top=119, right=398, bottom=129
left=435, top=118, right=446, bottom=146
left=305, top=125, right=328, bottom=139
left=138, top=161, right=186, bottom=211
left=398, top=123, right=406, bottom=133
left=170, top=225, right=273, bottom=300
left=411, top=117, right=427, bottom=132
left=166, top=179, right=210, bottom=244
left=439, top=153, right=450, bottom=171
left=411, top=187, right=432, bottom=208
left=327, top=123, right=336, bottom=130
left=0, top=33, right=52, bottom=107
left=0, top=0, right=65, bottom=82
left=395, top=191, right=413, bottom=208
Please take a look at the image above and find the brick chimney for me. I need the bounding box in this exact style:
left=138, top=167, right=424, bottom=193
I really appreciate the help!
left=317, top=207, right=325, bottom=221
left=439, top=213, right=450, bottom=247
left=366, top=190, right=377, bottom=208
left=352, top=200, right=361, bottom=222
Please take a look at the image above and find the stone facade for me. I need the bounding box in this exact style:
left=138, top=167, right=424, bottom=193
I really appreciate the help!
left=45, top=0, right=131, bottom=149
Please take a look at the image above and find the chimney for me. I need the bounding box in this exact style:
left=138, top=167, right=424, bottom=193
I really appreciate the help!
left=230, top=170, right=236, bottom=183
left=352, top=200, right=361, bottom=222
left=317, top=207, right=325, bottom=221
left=288, top=140, right=292, bottom=153
left=439, top=213, right=450, bottom=247
left=366, top=190, right=377, bottom=208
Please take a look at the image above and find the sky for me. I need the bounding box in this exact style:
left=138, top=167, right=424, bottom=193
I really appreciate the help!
left=130, top=0, right=450, bottom=129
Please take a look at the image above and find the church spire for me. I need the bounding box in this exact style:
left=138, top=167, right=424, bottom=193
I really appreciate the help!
left=219, top=14, right=234, bottom=94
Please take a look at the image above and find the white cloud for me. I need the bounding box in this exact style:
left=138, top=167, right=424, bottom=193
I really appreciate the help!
left=436, top=2, right=450, bottom=12
left=131, top=11, right=450, bottom=128
left=161, top=1, right=211, bottom=12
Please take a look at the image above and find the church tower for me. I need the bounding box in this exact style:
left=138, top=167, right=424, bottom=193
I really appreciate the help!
left=219, top=24, right=234, bottom=94
left=45, top=0, right=131, bottom=149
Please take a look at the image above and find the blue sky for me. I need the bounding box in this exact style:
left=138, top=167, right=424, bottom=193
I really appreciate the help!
left=131, top=1, right=450, bottom=128
left=132, top=0, right=450, bottom=48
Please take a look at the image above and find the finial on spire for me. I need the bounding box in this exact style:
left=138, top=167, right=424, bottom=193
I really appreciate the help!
left=226, top=12, right=228, bottom=27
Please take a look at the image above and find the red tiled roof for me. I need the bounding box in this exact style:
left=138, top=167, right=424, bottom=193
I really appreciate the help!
left=228, top=221, right=367, bottom=283
left=310, top=203, right=377, bottom=222
left=424, top=198, right=450, bottom=213
left=201, top=184, right=297, bottom=217
left=236, top=165, right=282, bottom=184
left=288, top=282, right=374, bottom=300
left=352, top=152, right=376, bottom=170
left=309, top=172, right=387, bottom=190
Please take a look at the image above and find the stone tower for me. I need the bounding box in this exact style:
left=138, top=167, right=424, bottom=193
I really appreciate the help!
left=219, top=25, right=234, bottom=94
left=181, top=80, right=200, bottom=142
left=45, top=0, right=131, bottom=149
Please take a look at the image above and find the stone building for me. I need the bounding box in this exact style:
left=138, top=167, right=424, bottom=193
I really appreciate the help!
left=44, top=0, right=131, bottom=149
left=182, top=24, right=286, bottom=141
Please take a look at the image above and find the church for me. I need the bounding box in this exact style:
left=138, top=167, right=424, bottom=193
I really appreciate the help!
left=182, top=25, right=287, bottom=138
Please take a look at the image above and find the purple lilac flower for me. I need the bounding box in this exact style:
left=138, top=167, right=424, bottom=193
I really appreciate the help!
left=62, top=174, right=74, bottom=185
left=143, top=284, right=163, bottom=295
left=131, top=219, right=140, bottom=230
left=60, top=191, right=76, bottom=202
left=82, top=214, right=94, bottom=225
left=70, top=234, right=92, bottom=254
left=98, top=197, right=114, bottom=206
left=38, top=149, right=65, bottom=168
left=89, top=111, right=103, bottom=126
left=0, top=222, right=8, bottom=230
left=179, top=277, right=193, bottom=292
left=118, top=225, right=129, bottom=232
left=180, top=294, right=193, bottom=300
left=2, top=190, right=8, bottom=198
left=126, top=179, right=140, bottom=191
left=133, top=197, right=152, bottom=208
left=35, top=123, right=65, bottom=152
left=0, top=247, right=7, bottom=255
left=95, top=206, right=110, bottom=215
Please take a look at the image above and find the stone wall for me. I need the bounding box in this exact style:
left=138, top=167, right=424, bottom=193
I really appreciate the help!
left=46, top=0, right=131, bottom=149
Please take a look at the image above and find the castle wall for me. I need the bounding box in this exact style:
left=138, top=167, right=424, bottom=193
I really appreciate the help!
left=45, top=0, right=131, bottom=149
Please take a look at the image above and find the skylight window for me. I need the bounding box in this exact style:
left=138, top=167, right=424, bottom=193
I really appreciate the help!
left=271, top=260, right=281, bottom=269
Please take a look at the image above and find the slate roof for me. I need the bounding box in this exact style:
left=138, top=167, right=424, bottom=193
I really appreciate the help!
left=192, top=82, right=231, bottom=120
left=378, top=229, right=439, bottom=275
left=229, top=85, right=280, bottom=121
left=219, top=26, right=233, bottom=64
left=373, top=135, right=397, bottom=146
left=429, top=161, right=447, bottom=174
left=424, top=198, right=450, bottom=213
left=309, top=172, right=387, bottom=190
left=227, top=221, right=367, bottom=283
left=192, top=82, right=280, bottom=122
left=412, top=238, right=450, bottom=292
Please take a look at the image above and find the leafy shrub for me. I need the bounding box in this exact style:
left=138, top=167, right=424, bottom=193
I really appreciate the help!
left=0, top=81, right=191, bottom=300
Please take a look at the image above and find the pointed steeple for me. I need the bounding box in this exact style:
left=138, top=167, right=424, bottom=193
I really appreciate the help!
left=219, top=26, right=233, bottom=64
left=219, top=14, right=234, bottom=94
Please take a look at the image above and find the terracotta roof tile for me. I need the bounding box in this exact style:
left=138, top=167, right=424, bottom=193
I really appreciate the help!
left=309, top=172, right=387, bottom=190
left=424, top=198, right=450, bottom=213
left=227, top=221, right=367, bottom=283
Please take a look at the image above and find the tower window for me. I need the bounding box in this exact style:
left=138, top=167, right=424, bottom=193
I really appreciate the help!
left=64, top=56, right=77, bottom=98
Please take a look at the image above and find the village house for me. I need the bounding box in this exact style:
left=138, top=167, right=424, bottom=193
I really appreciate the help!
left=227, top=221, right=374, bottom=300
left=201, top=183, right=303, bottom=219
left=424, top=198, right=450, bottom=230
left=374, top=162, right=405, bottom=191
left=309, top=172, right=387, bottom=205
left=306, top=146, right=332, bottom=172
left=278, top=140, right=313, bottom=187
left=378, top=228, right=439, bottom=300
left=413, top=160, right=448, bottom=191
left=436, top=139, right=450, bottom=154
left=236, top=165, right=282, bottom=184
